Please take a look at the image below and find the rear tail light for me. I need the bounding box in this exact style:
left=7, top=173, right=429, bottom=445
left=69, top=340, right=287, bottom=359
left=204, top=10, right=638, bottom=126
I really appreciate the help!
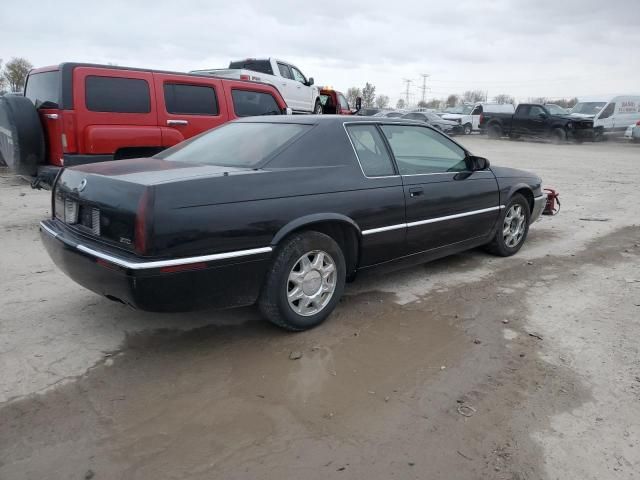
left=240, top=74, right=250, bottom=81
left=134, top=188, right=154, bottom=255
left=61, top=111, right=77, bottom=153
left=479, top=113, right=484, bottom=125
left=636, top=120, right=640, bottom=126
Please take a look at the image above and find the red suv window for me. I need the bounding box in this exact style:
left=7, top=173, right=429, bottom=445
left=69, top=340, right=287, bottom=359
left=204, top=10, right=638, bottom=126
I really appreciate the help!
left=163, top=83, right=219, bottom=116
left=85, top=76, right=151, bottom=113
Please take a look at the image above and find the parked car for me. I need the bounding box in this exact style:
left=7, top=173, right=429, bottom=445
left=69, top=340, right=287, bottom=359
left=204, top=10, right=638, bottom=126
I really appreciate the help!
left=40, top=116, right=548, bottom=331
left=192, top=59, right=321, bottom=114
left=624, top=120, right=640, bottom=142
left=471, top=103, right=515, bottom=132
left=591, top=95, right=640, bottom=138
left=440, top=104, right=474, bottom=134
left=479, top=103, right=594, bottom=143
left=319, top=87, right=361, bottom=115
left=0, top=63, right=288, bottom=188
left=381, top=111, right=405, bottom=118
left=357, top=107, right=382, bottom=116
left=401, top=111, right=462, bottom=135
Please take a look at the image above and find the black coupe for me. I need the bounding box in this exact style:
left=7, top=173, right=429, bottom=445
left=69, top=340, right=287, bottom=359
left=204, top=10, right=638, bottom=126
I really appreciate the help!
left=41, top=116, right=547, bottom=331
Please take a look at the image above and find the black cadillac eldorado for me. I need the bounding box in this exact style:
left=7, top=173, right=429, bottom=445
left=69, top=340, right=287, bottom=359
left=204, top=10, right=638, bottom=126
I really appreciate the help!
left=40, top=116, right=547, bottom=331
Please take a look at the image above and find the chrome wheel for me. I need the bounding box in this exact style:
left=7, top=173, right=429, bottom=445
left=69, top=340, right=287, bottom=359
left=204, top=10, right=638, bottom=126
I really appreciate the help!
left=287, top=250, right=336, bottom=316
left=314, top=102, right=323, bottom=114
left=503, top=204, right=527, bottom=248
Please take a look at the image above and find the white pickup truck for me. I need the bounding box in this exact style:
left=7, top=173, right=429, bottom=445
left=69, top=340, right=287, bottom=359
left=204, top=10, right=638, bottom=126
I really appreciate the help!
left=192, top=58, right=322, bottom=114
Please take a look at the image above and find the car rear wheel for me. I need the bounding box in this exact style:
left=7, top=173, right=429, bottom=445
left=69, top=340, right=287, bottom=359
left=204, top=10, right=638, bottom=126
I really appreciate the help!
left=259, top=231, right=346, bottom=331
left=487, top=124, right=502, bottom=139
left=314, top=100, right=323, bottom=115
left=463, top=123, right=472, bottom=135
left=485, top=194, right=531, bottom=257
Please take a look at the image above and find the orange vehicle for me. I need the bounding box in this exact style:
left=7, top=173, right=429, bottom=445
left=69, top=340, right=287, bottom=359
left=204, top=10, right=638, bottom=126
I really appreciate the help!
left=319, top=87, right=361, bottom=115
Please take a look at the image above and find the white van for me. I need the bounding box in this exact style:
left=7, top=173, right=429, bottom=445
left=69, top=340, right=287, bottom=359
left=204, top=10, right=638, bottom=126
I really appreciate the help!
left=470, top=103, right=515, bottom=131
left=592, top=95, right=640, bottom=137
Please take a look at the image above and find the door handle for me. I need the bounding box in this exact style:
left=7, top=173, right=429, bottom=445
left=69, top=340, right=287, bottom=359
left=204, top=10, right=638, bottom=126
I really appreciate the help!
left=409, top=187, right=424, bottom=197
left=167, top=119, right=189, bottom=126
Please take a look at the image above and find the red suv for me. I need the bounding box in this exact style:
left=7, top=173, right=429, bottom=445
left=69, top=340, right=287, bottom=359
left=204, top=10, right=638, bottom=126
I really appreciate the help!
left=0, top=63, right=288, bottom=187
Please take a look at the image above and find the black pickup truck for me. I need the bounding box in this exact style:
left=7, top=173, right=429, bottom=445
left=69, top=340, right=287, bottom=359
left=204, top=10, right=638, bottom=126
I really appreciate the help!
left=479, top=103, right=594, bottom=143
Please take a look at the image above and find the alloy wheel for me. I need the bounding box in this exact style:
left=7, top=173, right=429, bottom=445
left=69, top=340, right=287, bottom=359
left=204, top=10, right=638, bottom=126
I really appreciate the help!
left=287, top=250, right=337, bottom=316
left=503, top=204, right=526, bottom=248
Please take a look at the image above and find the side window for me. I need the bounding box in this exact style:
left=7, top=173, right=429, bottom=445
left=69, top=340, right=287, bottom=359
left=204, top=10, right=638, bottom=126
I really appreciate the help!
left=85, top=76, right=150, bottom=113
left=231, top=90, right=281, bottom=117
left=346, top=124, right=395, bottom=177
left=380, top=125, right=467, bottom=175
left=163, top=83, right=218, bottom=115
left=598, top=102, right=615, bottom=119
left=338, top=94, right=349, bottom=110
left=290, top=67, right=307, bottom=84
left=471, top=105, right=483, bottom=115
left=528, top=106, right=546, bottom=117
left=516, top=105, right=531, bottom=117
left=277, top=63, right=293, bottom=80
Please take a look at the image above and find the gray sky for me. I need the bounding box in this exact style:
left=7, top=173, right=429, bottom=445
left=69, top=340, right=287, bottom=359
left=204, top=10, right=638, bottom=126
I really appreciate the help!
left=2, top=0, right=639, bottom=105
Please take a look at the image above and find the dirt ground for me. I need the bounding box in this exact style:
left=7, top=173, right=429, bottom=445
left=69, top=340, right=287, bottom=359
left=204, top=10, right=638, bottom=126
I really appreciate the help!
left=1, top=137, right=639, bottom=480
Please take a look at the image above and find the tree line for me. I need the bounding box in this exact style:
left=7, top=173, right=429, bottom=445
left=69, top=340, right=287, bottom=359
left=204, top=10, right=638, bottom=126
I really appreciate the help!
left=0, top=57, right=33, bottom=93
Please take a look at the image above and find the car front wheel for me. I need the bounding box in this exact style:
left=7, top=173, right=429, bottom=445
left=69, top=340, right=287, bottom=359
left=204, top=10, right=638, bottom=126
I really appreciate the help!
left=485, top=194, right=531, bottom=256
left=259, top=231, right=346, bottom=331
left=314, top=100, right=323, bottom=114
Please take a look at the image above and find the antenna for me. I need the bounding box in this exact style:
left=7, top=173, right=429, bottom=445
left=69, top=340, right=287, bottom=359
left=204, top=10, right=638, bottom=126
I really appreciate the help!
left=418, top=73, right=430, bottom=103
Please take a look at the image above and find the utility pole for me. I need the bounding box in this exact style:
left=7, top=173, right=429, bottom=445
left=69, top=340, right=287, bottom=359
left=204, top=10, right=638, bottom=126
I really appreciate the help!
left=418, top=73, right=430, bottom=104
left=403, top=78, right=413, bottom=107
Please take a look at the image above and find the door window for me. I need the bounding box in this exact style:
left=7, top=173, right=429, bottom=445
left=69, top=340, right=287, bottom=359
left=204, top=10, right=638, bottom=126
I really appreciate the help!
left=163, top=83, right=218, bottom=115
left=277, top=63, right=293, bottom=80
left=528, top=106, right=546, bottom=117
left=338, top=94, right=350, bottom=110
left=85, top=76, right=150, bottom=113
left=380, top=125, right=467, bottom=174
left=231, top=90, right=281, bottom=116
left=290, top=67, right=307, bottom=84
left=597, top=102, right=615, bottom=119
left=346, top=124, right=395, bottom=177
left=471, top=105, right=483, bottom=115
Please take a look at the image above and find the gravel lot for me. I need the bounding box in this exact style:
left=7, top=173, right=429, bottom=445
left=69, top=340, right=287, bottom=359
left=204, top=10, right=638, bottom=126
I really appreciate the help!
left=1, top=137, right=639, bottom=479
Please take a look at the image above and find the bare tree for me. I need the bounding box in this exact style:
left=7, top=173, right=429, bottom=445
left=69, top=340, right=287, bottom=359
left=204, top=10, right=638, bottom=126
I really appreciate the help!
left=3, top=57, right=32, bottom=92
left=446, top=94, right=460, bottom=107
left=396, top=98, right=406, bottom=109
left=493, top=94, right=515, bottom=104
left=549, top=97, right=579, bottom=108
left=0, top=59, right=6, bottom=92
left=346, top=87, right=362, bottom=108
left=362, top=82, right=376, bottom=108
left=425, top=99, right=441, bottom=109
left=375, top=94, right=390, bottom=109
left=529, top=97, right=548, bottom=104
left=417, top=100, right=428, bottom=108
left=463, top=90, right=485, bottom=103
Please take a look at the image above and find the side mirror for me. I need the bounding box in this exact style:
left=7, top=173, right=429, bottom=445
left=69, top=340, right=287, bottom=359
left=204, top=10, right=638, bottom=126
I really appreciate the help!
left=355, top=97, right=362, bottom=112
left=307, top=77, right=314, bottom=86
left=468, top=155, right=490, bottom=171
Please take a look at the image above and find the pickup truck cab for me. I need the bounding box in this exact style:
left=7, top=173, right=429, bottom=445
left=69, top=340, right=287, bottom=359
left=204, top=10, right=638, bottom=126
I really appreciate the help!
left=192, top=58, right=321, bottom=115
left=479, top=103, right=594, bottom=143
left=0, top=63, right=288, bottom=187
left=319, top=87, right=361, bottom=115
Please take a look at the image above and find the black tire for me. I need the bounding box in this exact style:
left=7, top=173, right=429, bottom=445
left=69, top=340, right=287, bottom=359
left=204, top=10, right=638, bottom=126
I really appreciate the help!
left=485, top=194, right=531, bottom=257
left=551, top=127, right=566, bottom=144
left=313, top=99, right=323, bottom=115
left=487, top=123, right=502, bottom=139
left=0, top=95, right=45, bottom=176
left=259, top=231, right=346, bottom=331
left=463, top=123, right=472, bottom=135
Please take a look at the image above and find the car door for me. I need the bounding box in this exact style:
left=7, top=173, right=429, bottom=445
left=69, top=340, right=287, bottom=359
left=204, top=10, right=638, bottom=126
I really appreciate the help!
left=275, top=62, right=297, bottom=110
left=154, top=73, right=226, bottom=148
left=290, top=65, right=312, bottom=112
left=511, top=105, right=530, bottom=136
left=379, top=123, right=500, bottom=254
left=525, top=105, right=548, bottom=137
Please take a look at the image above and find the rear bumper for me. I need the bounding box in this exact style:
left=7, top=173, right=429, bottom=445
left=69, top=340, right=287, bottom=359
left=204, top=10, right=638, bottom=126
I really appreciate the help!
left=40, top=219, right=272, bottom=312
left=531, top=193, right=546, bottom=223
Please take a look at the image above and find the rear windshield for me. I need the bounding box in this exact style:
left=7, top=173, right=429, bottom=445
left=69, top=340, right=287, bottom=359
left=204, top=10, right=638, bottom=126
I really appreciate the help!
left=155, top=122, right=311, bottom=168
left=229, top=60, right=273, bottom=75
left=25, top=71, right=60, bottom=108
